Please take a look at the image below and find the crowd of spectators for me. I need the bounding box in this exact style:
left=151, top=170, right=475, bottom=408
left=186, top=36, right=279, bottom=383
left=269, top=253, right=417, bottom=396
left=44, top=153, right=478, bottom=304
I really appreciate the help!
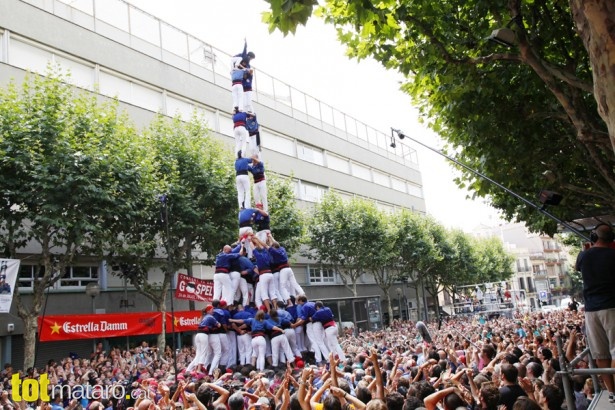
left=0, top=306, right=600, bottom=410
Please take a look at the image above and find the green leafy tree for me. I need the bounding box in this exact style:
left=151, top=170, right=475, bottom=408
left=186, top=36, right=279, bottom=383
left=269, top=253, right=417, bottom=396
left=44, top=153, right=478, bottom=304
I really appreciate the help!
left=109, top=114, right=236, bottom=350
left=305, top=192, right=383, bottom=296
left=473, top=237, right=515, bottom=284
left=419, top=220, right=458, bottom=320
left=0, top=70, right=153, bottom=369
left=267, top=174, right=305, bottom=255
left=389, top=210, right=438, bottom=320
left=264, top=0, right=615, bottom=234
left=360, top=209, right=398, bottom=322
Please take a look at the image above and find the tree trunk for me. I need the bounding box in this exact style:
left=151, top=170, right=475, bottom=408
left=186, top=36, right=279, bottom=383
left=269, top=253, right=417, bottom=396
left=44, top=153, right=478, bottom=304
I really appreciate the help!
left=157, top=302, right=167, bottom=352
left=22, top=315, right=38, bottom=370
left=570, top=0, right=615, bottom=152
left=384, top=290, right=393, bottom=326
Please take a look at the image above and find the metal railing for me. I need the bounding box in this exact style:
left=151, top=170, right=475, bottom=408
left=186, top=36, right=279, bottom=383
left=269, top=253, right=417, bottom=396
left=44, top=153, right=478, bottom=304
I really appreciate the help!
left=555, top=335, right=614, bottom=410
left=23, top=0, right=419, bottom=169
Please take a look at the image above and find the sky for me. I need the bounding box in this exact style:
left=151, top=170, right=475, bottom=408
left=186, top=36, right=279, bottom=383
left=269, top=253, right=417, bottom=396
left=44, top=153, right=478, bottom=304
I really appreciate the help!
left=125, top=0, right=503, bottom=231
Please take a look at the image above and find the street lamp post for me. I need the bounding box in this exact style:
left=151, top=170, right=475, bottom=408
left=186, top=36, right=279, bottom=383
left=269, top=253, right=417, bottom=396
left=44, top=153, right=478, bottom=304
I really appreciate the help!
left=85, top=282, right=101, bottom=353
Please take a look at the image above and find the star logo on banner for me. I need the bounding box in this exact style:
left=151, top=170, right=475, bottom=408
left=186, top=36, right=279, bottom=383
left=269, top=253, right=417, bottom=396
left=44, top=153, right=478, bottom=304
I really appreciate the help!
left=174, top=317, right=180, bottom=327
left=50, top=322, right=61, bottom=334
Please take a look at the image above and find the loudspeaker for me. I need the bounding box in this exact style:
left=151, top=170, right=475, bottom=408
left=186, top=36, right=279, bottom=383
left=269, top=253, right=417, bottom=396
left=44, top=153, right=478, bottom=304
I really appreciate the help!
left=590, top=223, right=614, bottom=243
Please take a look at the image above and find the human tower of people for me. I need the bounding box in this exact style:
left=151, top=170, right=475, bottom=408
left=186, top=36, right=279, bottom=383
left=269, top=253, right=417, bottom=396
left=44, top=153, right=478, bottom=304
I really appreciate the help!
left=186, top=41, right=345, bottom=377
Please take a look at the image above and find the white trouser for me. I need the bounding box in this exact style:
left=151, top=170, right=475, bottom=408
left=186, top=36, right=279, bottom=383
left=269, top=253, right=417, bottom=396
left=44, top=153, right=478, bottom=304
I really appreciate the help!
left=237, top=333, right=252, bottom=365
left=306, top=322, right=329, bottom=362
left=278, top=267, right=293, bottom=302
left=243, top=90, right=254, bottom=113
left=234, top=125, right=248, bottom=154
left=218, top=333, right=230, bottom=370
left=324, top=324, right=345, bottom=361
left=232, top=83, right=244, bottom=111
left=229, top=271, right=241, bottom=304
left=238, top=227, right=254, bottom=259
left=186, top=333, right=208, bottom=372
left=251, top=335, right=267, bottom=371
left=255, top=273, right=275, bottom=307
left=284, top=328, right=301, bottom=357
left=234, top=277, right=249, bottom=306
left=256, top=229, right=270, bottom=243
left=236, top=174, right=251, bottom=209
left=226, top=331, right=238, bottom=367
left=295, top=325, right=306, bottom=352
left=271, top=271, right=282, bottom=302
left=288, top=268, right=304, bottom=297
left=253, top=180, right=268, bottom=212
left=207, top=333, right=222, bottom=375
left=213, top=273, right=233, bottom=304
left=271, top=334, right=295, bottom=367
left=248, top=133, right=259, bottom=158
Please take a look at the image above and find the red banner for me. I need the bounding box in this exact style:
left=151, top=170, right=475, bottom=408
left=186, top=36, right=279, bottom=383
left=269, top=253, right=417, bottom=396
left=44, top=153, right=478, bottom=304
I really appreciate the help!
left=166, top=310, right=202, bottom=332
left=175, top=273, right=214, bottom=302
left=38, top=312, right=164, bottom=342
left=38, top=311, right=207, bottom=341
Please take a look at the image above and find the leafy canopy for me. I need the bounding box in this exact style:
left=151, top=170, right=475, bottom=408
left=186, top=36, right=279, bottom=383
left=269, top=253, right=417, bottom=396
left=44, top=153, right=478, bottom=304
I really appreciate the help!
left=263, top=0, right=615, bottom=235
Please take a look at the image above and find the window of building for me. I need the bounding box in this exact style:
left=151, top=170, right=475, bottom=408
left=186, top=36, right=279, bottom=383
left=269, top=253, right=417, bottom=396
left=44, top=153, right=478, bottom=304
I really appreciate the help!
left=407, top=183, right=423, bottom=198
left=527, top=278, right=535, bottom=293
left=372, top=169, right=390, bottom=187
left=299, top=181, right=326, bottom=203
left=166, top=95, right=194, bottom=120
left=60, top=266, right=99, bottom=288
left=99, top=70, right=132, bottom=102
left=391, top=177, right=407, bottom=193
left=327, top=153, right=349, bottom=174
left=518, top=277, right=526, bottom=290
left=9, top=38, right=52, bottom=74
left=131, top=81, right=163, bottom=112
left=262, top=130, right=294, bottom=156
left=196, top=106, right=218, bottom=131
left=54, top=55, right=95, bottom=90
left=308, top=266, right=336, bottom=284
left=351, top=162, right=371, bottom=181
left=297, top=143, right=324, bottom=166
left=18, top=265, right=98, bottom=290
left=217, top=114, right=233, bottom=137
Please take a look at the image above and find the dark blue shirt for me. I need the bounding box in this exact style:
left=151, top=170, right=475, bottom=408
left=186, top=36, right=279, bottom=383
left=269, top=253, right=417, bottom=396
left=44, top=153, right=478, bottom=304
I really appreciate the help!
left=239, top=208, right=258, bottom=227
left=254, top=212, right=270, bottom=232
left=312, top=307, right=334, bottom=324
left=253, top=248, right=272, bottom=271
left=233, top=111, right=247, bottom=127
left=286, top=305, right=298, bottom=321
left=213, top=308, right=228, bottom=326
left=269, top=247, right=288, bottom=265
left=232, top=310, right=254, bottom=320
left=235, top=157, right=252, bottom=173
left=300, top=302, right=316, bottom=322
left=215, top=252, right=240, bottom=272
left=198, top=314, right=219, bottom=332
